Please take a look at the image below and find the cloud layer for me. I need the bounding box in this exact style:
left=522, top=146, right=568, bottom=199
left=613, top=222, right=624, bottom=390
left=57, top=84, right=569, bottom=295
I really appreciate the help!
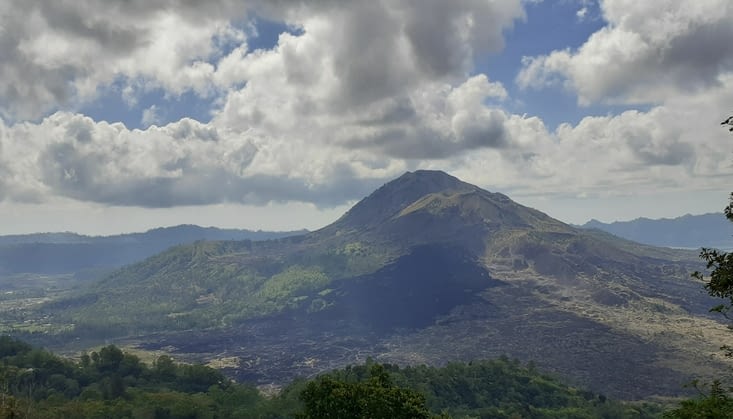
left=0, top=0, right=731, bottom=213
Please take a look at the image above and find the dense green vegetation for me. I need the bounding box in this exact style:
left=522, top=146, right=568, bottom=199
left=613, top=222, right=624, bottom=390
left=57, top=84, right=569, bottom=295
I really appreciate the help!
left=0, top=335, right=301, bottom=418
left=298, top=364, right=438, bottom=419
left=318, top=360, right=662, bottom=419
left=0, top=336, right=667, bottom=418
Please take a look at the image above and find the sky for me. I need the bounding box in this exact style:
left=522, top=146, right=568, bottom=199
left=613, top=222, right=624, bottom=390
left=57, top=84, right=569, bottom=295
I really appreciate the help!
left=1, top=0, right=732, bottom=235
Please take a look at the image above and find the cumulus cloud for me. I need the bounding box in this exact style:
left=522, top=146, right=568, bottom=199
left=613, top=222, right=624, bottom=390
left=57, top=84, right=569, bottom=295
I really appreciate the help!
left=214, top=0, right=521, bottom=160
left=0, top=0, right=524, bottom=122
left=0, top=112, right=394, bottom=207
left=517, top=0, right=733, bottom=105
left=508, top=0, right=733, bottom=201
left=454, top=73, right=733, bottom=200
left=5, top=74, right=729, bottom=210
left=0, top=0, right=729, bottom=215
left=0, top=0, right=528, bottom=208
left=0, top=0, right=251, bottom=120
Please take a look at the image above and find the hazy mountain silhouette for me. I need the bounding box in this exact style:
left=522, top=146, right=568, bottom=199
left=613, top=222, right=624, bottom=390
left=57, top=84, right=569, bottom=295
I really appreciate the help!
left=581, top=214, right=733, bottom=249
left=0, top=225, right=306, bottom=275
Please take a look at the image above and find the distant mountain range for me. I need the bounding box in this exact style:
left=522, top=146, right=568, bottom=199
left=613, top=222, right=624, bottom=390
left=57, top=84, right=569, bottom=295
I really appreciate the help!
left=0, top=225, right=307, bottom=275
left=32, top=170, right=728, bottom=399
left=580, top=213, right=733, bottom=249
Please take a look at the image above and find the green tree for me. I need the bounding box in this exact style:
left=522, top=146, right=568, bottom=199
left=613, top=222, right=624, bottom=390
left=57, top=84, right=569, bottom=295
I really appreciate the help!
left=297, top=364, right=436, bottom=419
left=153, top=355, right=177, bottom=381
left=95, top=345, right=124, bottom=373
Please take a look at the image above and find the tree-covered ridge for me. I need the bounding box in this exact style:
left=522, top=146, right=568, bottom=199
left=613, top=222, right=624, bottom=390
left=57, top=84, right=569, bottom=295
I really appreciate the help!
left=0, top=336, right=667, bottom=418
left=315, top=359, right=662, bottom=419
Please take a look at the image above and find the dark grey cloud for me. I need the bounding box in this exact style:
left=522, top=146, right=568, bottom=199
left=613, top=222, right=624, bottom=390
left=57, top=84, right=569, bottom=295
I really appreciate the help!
left=401, top=0, right=521, bottom=78
left=402, top=1, right=474, bottom=78
left=344, top=113, right=509, bottom=160
left=329, top=2, right=413, bottom=109
left=0, top=5, right=75, bottom=120
left=456, top=111, right=509, bottom=150
left=630, top=139, right=695, bottom=167
left=37, top=139, right=380, bottom=208
left=660, top=19, right=733, bottom=92
left=39, top=2, right=145, bottom=53
left=355, top=98, right=418, bottom=127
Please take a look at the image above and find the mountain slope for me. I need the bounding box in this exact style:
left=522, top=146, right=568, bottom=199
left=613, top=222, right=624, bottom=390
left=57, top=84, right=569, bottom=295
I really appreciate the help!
left=32, top=170, right=731, bottom=399
left=581, top=213, right=733, bottom=249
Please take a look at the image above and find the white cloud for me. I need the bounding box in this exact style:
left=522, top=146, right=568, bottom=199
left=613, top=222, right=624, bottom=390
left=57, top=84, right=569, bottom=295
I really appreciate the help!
left=0, top=1, right=528, bottom=208
left=0, top=0, right=731, bottom=227
left=576, top=7, right=588, bottom=21
left=509, top=0, right=733, bottom=208
left=0, top=0, right=252, bottom=121
left=517, top=0, right=733, bottom=105
left=213, top=0, right=523, bottom=161
left=448, top=70, right=733, bottom=203
left=0, top=111, right=406, bottom=207
left=3, top=73, right=730, bottom=211
left=141, top=105, right=162, bottom=128
left=0, top=0, right=525, bottom=122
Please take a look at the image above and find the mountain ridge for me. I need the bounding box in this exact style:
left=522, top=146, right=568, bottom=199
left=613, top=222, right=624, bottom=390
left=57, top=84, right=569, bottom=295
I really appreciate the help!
left=0, top=224, right=307, bottom=275
left=580, top=212, right=733, bottom=249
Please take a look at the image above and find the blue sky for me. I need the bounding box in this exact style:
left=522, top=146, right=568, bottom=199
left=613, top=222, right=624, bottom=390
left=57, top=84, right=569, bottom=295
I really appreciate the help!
left=0, top=0, right=731, bottom=234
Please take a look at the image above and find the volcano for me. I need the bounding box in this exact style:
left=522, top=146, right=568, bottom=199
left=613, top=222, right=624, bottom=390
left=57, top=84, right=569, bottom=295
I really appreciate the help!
left=46, top=170, right=731, bottom=399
